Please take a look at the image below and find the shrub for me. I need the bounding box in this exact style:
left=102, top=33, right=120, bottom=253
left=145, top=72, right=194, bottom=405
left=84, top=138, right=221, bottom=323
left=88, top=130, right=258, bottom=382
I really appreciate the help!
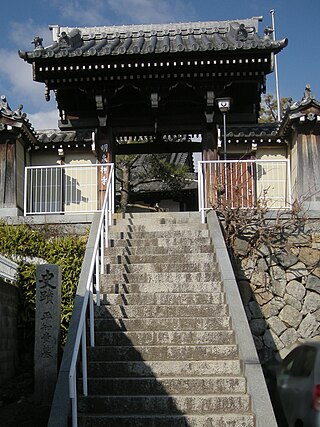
left=0, top=222, right=87, bottom=346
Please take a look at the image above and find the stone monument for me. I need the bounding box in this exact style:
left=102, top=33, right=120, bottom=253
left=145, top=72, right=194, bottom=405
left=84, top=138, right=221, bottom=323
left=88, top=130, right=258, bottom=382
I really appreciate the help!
left=34, top=264, right=61, bottom=405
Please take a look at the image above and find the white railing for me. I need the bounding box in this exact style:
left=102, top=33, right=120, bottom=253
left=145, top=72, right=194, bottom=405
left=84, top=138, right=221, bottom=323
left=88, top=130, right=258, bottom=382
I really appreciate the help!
left=24, top=163, right=113, bottom=215
left=68, top=164, right=114, bottom=427
left=198, top=159, right=292, bottom=223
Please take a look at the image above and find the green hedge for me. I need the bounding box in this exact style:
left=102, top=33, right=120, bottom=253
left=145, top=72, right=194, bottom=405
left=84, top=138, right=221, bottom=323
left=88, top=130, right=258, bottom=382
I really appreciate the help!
left=0, top=222, right=87, bottom=344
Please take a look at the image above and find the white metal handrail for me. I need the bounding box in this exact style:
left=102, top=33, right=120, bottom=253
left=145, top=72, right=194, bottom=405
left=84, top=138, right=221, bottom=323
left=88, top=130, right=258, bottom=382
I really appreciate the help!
left=24, top=163, right=113, bottom=215
left=198, top=159, right=292, bottom=223
left=68, top=163, right=114, bottom=427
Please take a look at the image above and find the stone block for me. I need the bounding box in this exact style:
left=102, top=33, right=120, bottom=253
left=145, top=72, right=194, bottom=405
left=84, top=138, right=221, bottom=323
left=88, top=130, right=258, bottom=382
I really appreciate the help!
left=306, top=275, right=320, bottom=293
left=268, top=316, right=286, bottom=336
left=255, top=289, right=273, bottom=306
left=265, top=254, right=278, bottom=267
left=299, top=247, right=320, bottom=267
left=257, top=257, right=268, bottom=272
left=280, top=328, right=298, bottom=347
left=286, top=280, right=306, bottom=300
left=255, top=243, right=271, bottom=257
left=240, top=257, right=257, bottom=280
left=302, top=291, right=320, bottom=315
left=279, top=305, right=302, bottom=328
left=253, top=335, right=264, bottom=351
left=271, top=279, right=286, bottom=298
left=250, top=319, right=267, bottom=336
left=286, top=262, right=309, bottom=282
left=261, top=298, right=285, bottom=319
left=251, top=270, right=269, bottom=289
left=288, top=234, right=310, bottom=247
left=315, top=309, right=320, bottom=322
left=263, top=329, right=280, bottom=350
left=284, top=294, right=302, bottom=311
left=233, top=236, right=250, bottom=256
left=298, top=314, right=319, bottom=339
left=0, top=281, right=19, bottom=385
left=270, top=265, right=286, bottom=281
left=276, top=252, right=299, bottom=268
left=313, top=267, right=320, bottom=278
left=248, top=301, right=263, bottom=319
left=244, top=306, right=252, bottom=322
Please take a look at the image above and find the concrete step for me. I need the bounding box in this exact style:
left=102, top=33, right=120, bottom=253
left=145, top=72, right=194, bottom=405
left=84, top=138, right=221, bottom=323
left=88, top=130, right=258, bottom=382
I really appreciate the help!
left=110, top=237, right=212, bottom=248
left=95, top=332, right=234, bottom=346
left=94, top=316, right=231, bottom=332
left=104, top=244, right=214, bottom=256
left=109, top=229, right=210, bottom=240
left=112, top=212, right=201, bottom=222
left=94, top=330, right=234, bottom=346
left=94, top=304, right=229, bottom=319
left=105, top=253, right=215, bottom=265
left=85, top=376, right=247, bottom=395
left=88, top=344, right=238, bottom=361
left=106, top=262, right=217, bottom=275
left=111, top=223, right=207, bottom=232
left=77, top=212, right=255, bottom=426
left=78, top=394, right=251, bottom=415
left=100, top=292, right=224, bottom=306
left=87, top=360, right=242, bottom=378
left=78, top=413, right=255, bottom=427
left=100, top=271, right=219, bottom=285
left=99, top=281, right=221, bottom=294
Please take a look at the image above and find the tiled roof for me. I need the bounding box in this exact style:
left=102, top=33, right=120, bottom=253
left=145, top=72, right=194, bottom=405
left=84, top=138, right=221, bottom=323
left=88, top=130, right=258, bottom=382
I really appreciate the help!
left=277, top=85, right=320, bottom=137
left=225, top=123, right=279, bottom=139
left=0, top=95, right=38, bottom=143
left=19, top=17, right=287, bottom=61
left=37, top=129, right=93, bottom=144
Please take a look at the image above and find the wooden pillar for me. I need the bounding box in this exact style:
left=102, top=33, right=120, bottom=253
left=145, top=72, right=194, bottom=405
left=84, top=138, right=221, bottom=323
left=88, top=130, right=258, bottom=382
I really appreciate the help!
left=97, top=126, right=114, bottom=209
left=202, top=118, right=218, bottom=209
left=295, top=132, right=320, bottom=210
left=0, top=138, right=17, bottom=210
left=202, top=122, right=218, bottom=161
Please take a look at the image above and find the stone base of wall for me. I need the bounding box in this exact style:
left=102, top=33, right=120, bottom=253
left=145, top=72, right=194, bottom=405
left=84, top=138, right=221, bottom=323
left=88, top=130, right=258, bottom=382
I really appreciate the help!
left=229, top=218, right=320, bottom=364
left=0, top=281, right=19, bottom=384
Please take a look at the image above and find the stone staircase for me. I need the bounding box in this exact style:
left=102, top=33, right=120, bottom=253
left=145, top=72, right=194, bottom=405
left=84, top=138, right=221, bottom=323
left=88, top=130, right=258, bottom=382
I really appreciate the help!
left=78, top=212, right=255, bottom=426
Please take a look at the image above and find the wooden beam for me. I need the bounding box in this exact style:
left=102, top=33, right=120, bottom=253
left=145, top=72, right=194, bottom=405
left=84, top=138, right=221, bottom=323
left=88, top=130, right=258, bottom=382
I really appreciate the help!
left=116, top=141, right=202, bottom=155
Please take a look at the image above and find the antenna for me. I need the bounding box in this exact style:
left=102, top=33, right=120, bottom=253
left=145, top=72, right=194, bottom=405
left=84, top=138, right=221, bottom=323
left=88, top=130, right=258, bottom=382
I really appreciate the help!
left=270, top=9, right=281, bottom=121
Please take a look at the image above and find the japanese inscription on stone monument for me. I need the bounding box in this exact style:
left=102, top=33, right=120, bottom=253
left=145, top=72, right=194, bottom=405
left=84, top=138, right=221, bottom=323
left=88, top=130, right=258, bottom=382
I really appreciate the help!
left=34, top=264, right=61, bottom=404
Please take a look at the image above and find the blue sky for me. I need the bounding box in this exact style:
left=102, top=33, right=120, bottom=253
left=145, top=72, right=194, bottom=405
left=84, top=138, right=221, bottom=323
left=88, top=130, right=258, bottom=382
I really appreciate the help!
left=0, top=0, right=319, bottom=129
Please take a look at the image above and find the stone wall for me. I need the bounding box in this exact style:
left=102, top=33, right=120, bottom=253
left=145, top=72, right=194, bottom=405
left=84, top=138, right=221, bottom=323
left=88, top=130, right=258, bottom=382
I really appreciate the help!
left=230, top=218, right=320, bottom=364
left=0, top=281, right=19, bottom=384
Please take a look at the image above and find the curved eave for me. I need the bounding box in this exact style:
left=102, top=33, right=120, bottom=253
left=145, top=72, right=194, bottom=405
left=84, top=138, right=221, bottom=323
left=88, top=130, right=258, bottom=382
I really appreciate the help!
left=0, top=115, right=39, bottom=146
left=19, top=37, right=288, bottom=63
left=278, top=98, right=320, bottom=137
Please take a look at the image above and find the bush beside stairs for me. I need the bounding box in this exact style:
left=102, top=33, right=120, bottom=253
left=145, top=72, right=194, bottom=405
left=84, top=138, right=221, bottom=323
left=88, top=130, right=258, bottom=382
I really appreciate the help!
left=77, top=211, right=256, bottom=427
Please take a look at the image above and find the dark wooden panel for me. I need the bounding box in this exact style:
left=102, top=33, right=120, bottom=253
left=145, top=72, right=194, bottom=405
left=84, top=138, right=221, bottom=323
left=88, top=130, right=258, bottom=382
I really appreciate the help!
left=0, top=144, right=6, bottom=204
left=115, top=141, right=202, bottom=155
left=0, top=142, right=16, bottom=206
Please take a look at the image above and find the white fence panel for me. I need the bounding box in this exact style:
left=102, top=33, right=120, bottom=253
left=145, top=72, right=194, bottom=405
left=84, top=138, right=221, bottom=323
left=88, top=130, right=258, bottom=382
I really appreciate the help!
left=24, top=164, right=113, bottom=215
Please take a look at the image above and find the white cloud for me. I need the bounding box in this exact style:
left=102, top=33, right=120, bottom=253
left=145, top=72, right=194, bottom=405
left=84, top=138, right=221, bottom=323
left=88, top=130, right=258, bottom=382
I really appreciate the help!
left=51, top=0, right=111, bottom=26
left=0, top=49, right=44, bottom=107
left=106, top=0, right=196, bottom=23
left=28, top=110, right=59, bottom=130
left=50, top=0, right=195, bottom=26
left=9, top=19, right=53, bottom=50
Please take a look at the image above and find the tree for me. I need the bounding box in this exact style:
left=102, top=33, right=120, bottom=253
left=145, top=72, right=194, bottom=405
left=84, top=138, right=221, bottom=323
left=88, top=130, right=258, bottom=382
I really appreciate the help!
left=259, top=93, right=291, bottom=123
left=116, top=150, right=191, bottom=213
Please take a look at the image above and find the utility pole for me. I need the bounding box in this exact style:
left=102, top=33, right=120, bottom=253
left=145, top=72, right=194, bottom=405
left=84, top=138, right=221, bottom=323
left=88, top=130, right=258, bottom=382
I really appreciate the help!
left=270, top=9, right=281, bottom=122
